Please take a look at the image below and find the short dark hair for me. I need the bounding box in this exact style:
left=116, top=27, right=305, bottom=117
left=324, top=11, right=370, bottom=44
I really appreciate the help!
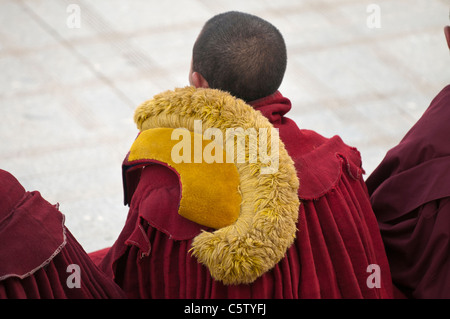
left=192, top=11, right=287, bottom=102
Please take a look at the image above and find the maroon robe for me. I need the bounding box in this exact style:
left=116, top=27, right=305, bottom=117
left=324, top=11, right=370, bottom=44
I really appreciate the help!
left=93, top=91, right=394, bottom=298
left=0, top=169, right=126, bottom=299
left=366, top=85, right=450, bottom=299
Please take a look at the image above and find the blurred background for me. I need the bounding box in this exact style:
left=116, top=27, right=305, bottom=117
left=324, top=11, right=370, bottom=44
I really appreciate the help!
left=1, top=0, right=449, bottom=253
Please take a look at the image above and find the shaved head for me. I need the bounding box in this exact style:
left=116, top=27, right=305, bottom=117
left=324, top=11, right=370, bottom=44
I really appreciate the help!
left=192, top=11, right=287, bottom=102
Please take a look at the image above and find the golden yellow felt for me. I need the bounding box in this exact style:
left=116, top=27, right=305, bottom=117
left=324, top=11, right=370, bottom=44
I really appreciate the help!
left=128, top=127, right=241, bottom=229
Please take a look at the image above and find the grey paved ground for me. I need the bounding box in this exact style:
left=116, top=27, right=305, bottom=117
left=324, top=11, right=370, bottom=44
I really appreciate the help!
left=1, top=0, right=449, bottom=252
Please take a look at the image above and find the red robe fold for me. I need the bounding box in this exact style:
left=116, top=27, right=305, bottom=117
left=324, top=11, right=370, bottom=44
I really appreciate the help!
left=366, top=85, right=450, bottom=299
left=0, top=169, right=126, bottom=299
left=93, top=91, right=394, bottom=298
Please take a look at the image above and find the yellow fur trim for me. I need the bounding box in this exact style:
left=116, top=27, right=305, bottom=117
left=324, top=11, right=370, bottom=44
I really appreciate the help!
left=128, top=127, right=241, bottom=229
left=134, top=87, right=300, bottom=285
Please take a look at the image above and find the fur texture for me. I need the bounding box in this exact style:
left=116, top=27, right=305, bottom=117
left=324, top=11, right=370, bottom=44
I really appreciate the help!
left=133, top=87, right=300, bottom=285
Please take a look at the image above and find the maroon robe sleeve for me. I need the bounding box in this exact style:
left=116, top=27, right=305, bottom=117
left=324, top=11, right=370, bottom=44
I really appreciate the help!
left=366, top=85, right=450, bottom=299
left=0, top=169, right=126, bottom=299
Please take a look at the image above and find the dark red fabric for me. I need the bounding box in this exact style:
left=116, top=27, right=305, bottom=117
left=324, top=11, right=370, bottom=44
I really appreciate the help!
left=96, top=91, right=394, bottom=298
left=0, top=169, right=126, bottom=299
left=366, top=85, right=450, bottom=299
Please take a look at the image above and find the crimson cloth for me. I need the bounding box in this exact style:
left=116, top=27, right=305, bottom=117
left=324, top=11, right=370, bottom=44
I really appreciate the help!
left=366, top=85, right=450, bottom=299
left=93, top=91, right=394, bottom=298
left=0, top=169, right=126, bottom=299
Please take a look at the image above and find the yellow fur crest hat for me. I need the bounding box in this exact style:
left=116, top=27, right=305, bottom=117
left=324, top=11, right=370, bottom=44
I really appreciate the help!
left=133, top=87, right=300, bottom=285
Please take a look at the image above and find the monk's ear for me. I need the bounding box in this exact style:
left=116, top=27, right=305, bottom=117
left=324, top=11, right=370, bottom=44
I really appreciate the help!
left=191, top=72, right=209, bottom=89
left=444, top=26, right=450, bottom=50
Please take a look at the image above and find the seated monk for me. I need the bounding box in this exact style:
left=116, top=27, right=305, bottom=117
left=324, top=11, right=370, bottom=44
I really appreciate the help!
left=0, top=169, right=125, bottom=299
left=91, top=11, right=395, bottom=299
left=365, top=26, right=450, bottom=299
